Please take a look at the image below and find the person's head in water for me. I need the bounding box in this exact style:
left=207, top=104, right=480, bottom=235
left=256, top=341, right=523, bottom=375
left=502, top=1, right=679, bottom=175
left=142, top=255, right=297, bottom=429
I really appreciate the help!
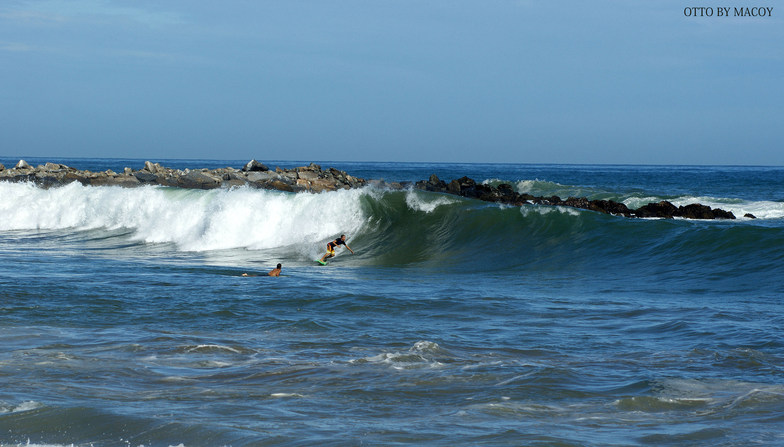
left=276, top=263, right=282, bottom=269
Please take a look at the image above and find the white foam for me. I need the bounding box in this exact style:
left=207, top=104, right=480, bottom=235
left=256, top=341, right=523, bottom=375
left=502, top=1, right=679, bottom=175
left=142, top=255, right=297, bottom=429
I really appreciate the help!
left=623, top=194, right=784, bottom=220
left=185, top=344, right=241, bottom=354
left=519, top=205, right=582, bottom=218
left=404, top=189, right=456, bottom=213
left=351, top=340, right=445, bottom=370
left=514, top=179, right=559, bottom=195
left=1, top=443, right=76, bottom=447
left=0, top=182, right=372, bottom=251
left=270, top=393, right=304, bottom=398
left=0, top=401, right=44, bottom=414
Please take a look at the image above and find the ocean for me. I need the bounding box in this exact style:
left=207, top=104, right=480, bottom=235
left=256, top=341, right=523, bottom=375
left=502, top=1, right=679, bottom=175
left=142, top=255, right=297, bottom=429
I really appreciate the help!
left=1, top=158, right=783, bottom=446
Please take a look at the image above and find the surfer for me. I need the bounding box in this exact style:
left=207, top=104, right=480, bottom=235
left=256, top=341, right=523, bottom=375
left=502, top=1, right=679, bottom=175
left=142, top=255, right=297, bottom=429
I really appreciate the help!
left=242, top=263, right=282, bottom=277
left=319, top=235, right=354, bottom=264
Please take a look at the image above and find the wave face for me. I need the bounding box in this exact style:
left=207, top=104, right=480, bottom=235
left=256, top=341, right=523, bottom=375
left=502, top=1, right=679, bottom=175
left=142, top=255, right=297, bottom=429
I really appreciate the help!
left=1, top=180, right=782, bottom=289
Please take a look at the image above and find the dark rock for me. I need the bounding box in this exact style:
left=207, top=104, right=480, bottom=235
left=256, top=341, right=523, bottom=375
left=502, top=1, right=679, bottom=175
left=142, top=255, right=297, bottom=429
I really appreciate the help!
left=676, top=203, right=718, bottom=219
left=134, top=171, right=159, bottom=184
left=35, top=175, right=64, bottom=188
left=709, top=208, right=736, bottom=220
left=497, top=183, right=516, bottom=200
left=242, top=159, right=269, bottom=172
left=0, top=163, right=4, bottom=171
left=422, top=174, right=447, bottom=192
left=563, top=197, right=590, bottom=209
left=589, top=199, right=631, bottom=216
left=634, top=201, right=679, bottom=218
left=744, top=213, right=757, bottom=219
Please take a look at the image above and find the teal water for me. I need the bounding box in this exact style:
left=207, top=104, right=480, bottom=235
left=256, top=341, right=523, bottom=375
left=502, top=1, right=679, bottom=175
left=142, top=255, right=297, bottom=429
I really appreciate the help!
left=1, top=159, right=783, bottom=446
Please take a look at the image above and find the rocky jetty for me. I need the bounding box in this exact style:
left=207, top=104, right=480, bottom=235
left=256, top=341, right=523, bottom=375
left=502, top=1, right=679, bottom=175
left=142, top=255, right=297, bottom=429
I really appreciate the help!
left=0, top=160, right=739, bottom=219
left=415, top=174, right=737, bottom=220
left=0, top=159, right=365, bottom=193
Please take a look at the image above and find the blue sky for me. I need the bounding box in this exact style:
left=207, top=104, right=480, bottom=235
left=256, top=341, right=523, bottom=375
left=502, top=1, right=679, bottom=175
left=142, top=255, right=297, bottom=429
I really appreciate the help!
left=1, top=1, right=782, bottom=165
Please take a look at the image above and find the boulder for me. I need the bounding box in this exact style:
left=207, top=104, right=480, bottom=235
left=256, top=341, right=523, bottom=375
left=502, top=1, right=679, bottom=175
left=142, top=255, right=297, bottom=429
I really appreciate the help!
left=267, top=179, right=295, bottom=192
left=246, top=171, right=277, bottom=183
left=90, top=174, right=140, bottom=187
left=588, top=199, right=631, bottom=216
left=676, top=203, right=717, bottom=219
left=178, top=171, right=221, bottom=189
left=242, top=159, right=269, bottom=172
left=134, top=171, right=159, bottom=184
left=310, top=178, right=339, bottom=193
left=297, top=170, right=320, bottom=180
left=15, top=159, right=32, bottom=170
left=143, top=161, right=164, bottom=174
left=634, top=201, right=678, bottom=218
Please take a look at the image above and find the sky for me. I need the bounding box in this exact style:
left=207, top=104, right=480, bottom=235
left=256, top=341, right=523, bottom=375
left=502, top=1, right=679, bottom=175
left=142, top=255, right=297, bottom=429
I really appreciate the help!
left=1, top=1, right=782, bottom=165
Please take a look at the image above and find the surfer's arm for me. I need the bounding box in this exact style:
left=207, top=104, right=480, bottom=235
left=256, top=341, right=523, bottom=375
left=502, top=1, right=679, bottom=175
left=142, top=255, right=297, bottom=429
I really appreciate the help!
left=346, top=244, right=354, bottom=254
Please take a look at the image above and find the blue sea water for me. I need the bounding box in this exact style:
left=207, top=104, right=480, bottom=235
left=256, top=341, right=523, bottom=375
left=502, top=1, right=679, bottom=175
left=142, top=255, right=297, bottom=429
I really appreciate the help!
left=1, top=158, right=783, bottom=446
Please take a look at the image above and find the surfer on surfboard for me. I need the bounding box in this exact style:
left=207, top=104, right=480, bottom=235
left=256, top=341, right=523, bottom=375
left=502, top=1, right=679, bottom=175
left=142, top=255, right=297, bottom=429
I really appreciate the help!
left=318, top=235, right=354, bottom=264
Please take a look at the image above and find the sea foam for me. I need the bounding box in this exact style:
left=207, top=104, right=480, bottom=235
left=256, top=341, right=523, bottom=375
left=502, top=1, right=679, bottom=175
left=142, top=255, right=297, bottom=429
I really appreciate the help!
left=0, top=182, right=371, bottom=251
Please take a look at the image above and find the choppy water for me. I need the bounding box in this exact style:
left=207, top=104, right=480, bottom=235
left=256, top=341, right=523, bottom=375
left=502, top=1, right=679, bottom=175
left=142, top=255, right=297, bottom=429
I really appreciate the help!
left=1, top=159, right=783, bottom=446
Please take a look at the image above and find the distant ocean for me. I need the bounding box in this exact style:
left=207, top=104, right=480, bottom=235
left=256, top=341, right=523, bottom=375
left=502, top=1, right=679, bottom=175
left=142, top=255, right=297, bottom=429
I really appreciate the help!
left=1, top=158, right=783, bottom=446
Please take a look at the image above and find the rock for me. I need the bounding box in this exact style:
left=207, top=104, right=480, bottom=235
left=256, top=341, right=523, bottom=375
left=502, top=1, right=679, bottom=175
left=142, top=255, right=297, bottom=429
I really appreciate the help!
left=417, top=174, right=447, bottom=193
left=0, top=161, right=737, bottom=221
left=15, top=159, right=32, bottom=170
left=178, top=171, right=221, bottom=189
left=634, top=201, right=679, bottom=218
left=267, top=179, right=295, bottom=192
left=42, top=162, right=66, bottom=171
left=410, top=175, right=735, bottom=220
left=708, top=207, right=736, bottom=220
left=90, top=174, right=140, bottom=187
left=221, top=179, right=247, bottom=189
left=297, top=170, right=319, bottom=180
left=310, top=178, right=339, bottom=193
left=242, top=159, right=269, bottom=172
left=134, top=171, right=159, bottom=183
left=744, top=213, right=757, bottom=219
left=676, top=203, right=727, bottom=219
left=143, top=161, right=165, bottom=174
left=588, top=199, right=631, bottom=217
left=246, top=171, right=277, bottom=183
